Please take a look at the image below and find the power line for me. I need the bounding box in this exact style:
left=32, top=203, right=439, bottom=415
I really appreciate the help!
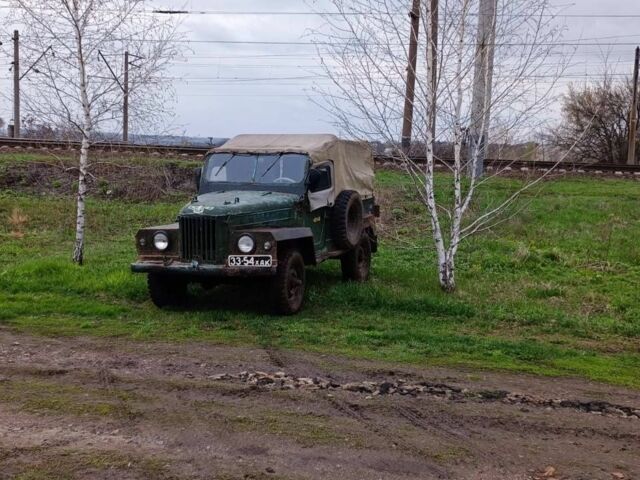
left=1, top=3, right=639, bottom=18
left=24, top=35, right=640, bottom=48
left=150, top=9, right=640, bottom=19
left=164, top=58, right=637, bottom=67
left=176, top=94, right=322, bottom=98
left=137, top=73, right=635, bottom=86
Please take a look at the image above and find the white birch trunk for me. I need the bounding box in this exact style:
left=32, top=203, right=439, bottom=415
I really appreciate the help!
left=426, top=0, right=469, bottom=292
left=72, top=135, right=89, bottom=264
left=423, top=0, right=451, bottom=292
left=441, top=0, right=471, bottom=292
left=71, top=6, right=92, bottom=265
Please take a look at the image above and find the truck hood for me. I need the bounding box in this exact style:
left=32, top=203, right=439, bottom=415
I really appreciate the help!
left=180, top=190, right=301, bottom=217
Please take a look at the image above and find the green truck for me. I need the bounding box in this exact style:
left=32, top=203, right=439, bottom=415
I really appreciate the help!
left=132, top=134, right=379, bottom=314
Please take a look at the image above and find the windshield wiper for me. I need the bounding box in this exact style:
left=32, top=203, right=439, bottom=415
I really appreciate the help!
left=258, top=154, right=283, bottom=180
left=214, top=153, right=236, bottom=177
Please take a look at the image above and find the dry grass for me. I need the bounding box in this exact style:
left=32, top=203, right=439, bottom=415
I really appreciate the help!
left=8, top=207, right=29, bottom=239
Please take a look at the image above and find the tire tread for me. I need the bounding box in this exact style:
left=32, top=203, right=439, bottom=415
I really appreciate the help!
left=331, top=190, right=364, bottom=250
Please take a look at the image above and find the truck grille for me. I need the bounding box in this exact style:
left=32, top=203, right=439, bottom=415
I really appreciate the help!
left=180, top=216, right=216, bottom=263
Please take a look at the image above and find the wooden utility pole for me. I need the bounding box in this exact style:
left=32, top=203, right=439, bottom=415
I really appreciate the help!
left=13, top=30, right=20, bottom=138
left=401, top=0, right=421, bottom=152
left=627, top=46, right=640, bottom=165
left=123, top=51, right=130, bottom=143
left=468, top=0, right=497, bottom=178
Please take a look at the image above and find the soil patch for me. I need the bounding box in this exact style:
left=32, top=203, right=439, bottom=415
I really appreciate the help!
left=0, top=158, right=196, bottom=201
left=1, top=329, right=638, bottom=480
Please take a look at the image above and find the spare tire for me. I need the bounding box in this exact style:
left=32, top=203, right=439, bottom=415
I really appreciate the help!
left=331, top=190, right=364, bottom=250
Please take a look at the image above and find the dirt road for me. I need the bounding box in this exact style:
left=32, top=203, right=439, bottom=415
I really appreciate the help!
left=0, top=329, right=638, bottom=480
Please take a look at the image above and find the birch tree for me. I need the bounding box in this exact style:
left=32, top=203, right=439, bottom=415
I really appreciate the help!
left=312, top=0, right=573, bottom=292
left=10, top=0, right=180, bottom=264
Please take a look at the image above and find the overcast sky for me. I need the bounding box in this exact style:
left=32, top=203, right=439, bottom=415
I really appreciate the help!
left=159, top=0, right=335, bottom=138
left=2, top=0, right=640, bottom=139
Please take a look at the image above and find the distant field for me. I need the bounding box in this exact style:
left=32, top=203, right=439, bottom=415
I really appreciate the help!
left=1, top=153, right=639, bottom=388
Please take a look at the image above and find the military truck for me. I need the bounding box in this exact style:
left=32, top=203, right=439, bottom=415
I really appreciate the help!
left=132, top=134, right=379, bottom=314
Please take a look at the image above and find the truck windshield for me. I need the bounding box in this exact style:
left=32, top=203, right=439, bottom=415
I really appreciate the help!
left=204, top=153, right=309, bottom=186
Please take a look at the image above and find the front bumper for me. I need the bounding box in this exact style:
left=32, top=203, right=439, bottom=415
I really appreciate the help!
left=131, top=260, right=277, bottom=277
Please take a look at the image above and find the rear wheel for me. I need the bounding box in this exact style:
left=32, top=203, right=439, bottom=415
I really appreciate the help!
left=341, top=236, right=372, bottom=282
left=271, top=249, right=306, bottom=315
left=148, top=273, right=188, bottom=308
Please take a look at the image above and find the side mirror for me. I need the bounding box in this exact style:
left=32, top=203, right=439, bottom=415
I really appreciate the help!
left=194, top=167, right=202, bottom=192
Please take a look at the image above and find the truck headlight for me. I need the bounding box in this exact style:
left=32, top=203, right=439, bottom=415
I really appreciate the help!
left=237, top=235, right=255, bottom=254
left=153, top=232, right=170, bottom=252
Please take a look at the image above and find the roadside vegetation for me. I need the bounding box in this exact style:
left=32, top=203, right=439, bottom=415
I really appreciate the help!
left=1, top=154, right=639, bottom=388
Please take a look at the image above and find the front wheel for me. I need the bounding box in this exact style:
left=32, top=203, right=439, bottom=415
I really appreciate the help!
left=148, top=273, right=188, bottom=308
left=341, top=236, right=372, bottom=282
left=271, top=249, right=306, bottom=315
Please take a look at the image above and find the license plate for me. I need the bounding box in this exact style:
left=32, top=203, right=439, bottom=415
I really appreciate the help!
left=228, top=255, right=273, bottom=268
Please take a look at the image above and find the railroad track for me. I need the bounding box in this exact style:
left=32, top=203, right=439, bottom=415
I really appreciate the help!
left=1, top=137, right=639, bottom=174
left=0, top=137, right=209, bottom=155
left=377, top=156, right=640, bottom=174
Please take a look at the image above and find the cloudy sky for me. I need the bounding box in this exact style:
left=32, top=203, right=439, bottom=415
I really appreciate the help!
left=158, top=0, right=335, bottom=138
left=1, top=0, right=640, bottom=139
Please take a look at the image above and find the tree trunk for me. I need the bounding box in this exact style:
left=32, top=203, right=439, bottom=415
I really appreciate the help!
left=72, top=135, right=89, bottom=265
left=438, top=254, right=456, bottom=293
left=72, top=9, right=92, bottom=266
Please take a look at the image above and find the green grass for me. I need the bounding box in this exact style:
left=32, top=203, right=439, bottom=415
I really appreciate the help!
left=7, top=449, right=171, bottom=480
left=1, top=169, right=640, bottom=388
left=0, top=378, right=139, bottom=418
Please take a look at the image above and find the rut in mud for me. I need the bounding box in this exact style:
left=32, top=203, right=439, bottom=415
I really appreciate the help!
left=208, top=370, right=640, bottom=420
left=0, top=329, right=638, bottom=480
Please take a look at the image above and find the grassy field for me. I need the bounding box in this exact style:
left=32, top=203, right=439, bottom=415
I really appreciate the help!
left=1, top=157, right=639, bottom=388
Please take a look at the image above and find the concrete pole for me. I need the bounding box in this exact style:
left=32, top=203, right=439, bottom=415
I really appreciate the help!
left=627, top=46, right=639, bottom=165
left=123, top=51, right=129, bottom=143
left=401, top=0, right=421, bottom=152
left=13, top=30, right=20, bottom=138
left=468, top=0, right=497, bottom=178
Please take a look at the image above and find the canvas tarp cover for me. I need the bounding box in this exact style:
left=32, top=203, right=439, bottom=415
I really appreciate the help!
left=214, top=134, right=375, bottom=207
